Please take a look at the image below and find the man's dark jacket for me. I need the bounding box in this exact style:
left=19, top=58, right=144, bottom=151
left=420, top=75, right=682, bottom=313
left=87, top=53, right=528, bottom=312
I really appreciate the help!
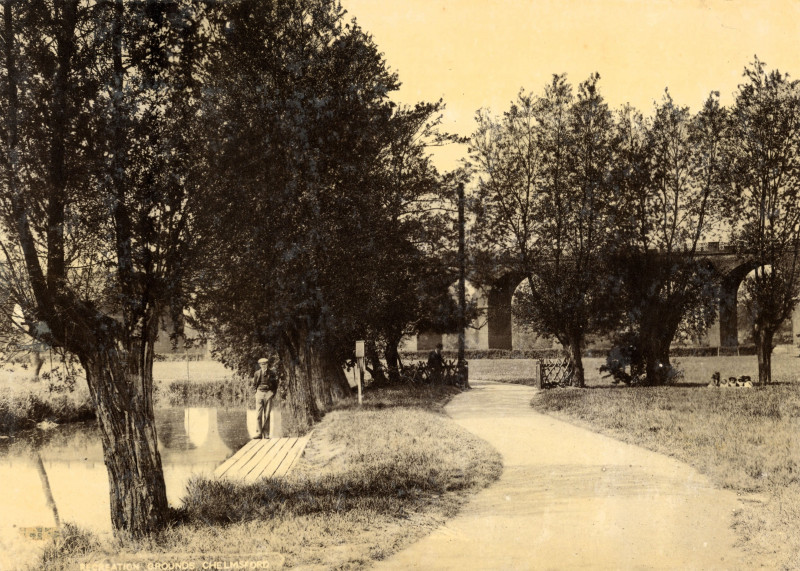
left=253, top=364, right=279, bottom=393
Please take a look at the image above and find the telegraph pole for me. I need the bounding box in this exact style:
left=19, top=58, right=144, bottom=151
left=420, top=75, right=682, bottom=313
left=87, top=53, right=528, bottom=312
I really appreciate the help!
left=457, top=182, right=470, bottom=389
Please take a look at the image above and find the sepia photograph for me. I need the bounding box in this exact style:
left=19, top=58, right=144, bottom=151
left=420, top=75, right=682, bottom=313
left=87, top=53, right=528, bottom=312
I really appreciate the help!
left=0, top=0, right=799, bottom=569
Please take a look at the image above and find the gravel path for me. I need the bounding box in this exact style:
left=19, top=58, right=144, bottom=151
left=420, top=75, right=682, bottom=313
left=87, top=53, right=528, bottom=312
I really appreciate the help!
left=372, top=380, right=747, bottom=570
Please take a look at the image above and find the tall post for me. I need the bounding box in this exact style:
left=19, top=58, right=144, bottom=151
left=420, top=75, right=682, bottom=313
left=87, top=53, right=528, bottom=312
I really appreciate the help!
left=457, top=182, right=470, bottom=389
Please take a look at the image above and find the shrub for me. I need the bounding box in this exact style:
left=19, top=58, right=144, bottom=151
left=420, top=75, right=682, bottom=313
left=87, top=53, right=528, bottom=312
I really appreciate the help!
left=39, top=523, right=100, bottom=571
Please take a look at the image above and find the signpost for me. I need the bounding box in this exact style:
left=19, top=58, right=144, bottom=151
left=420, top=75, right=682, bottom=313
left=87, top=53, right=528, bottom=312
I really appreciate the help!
left=457, top=182, right=470, bottom=389
left=355, top=340, right=365, bottom=405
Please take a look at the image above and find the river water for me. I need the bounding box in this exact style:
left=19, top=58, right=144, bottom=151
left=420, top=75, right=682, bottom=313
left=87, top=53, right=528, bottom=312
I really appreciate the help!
left=0, top=407, right=256, bottom=536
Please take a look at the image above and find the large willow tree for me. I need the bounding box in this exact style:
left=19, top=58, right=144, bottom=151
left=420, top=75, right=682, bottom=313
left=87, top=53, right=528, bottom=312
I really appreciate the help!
left=469, top=74, right=621, bottom=386
left=0, top=1, right=212, bottom=536
left=191, top=0, right=455, bottom=432
left=613, top=91, right=726, bottom=385
left=724, top=59, right=800, bottom=384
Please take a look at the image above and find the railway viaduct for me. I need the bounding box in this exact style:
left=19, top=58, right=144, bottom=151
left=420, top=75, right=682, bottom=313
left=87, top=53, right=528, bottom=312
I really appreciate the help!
left=414, top=242, right=800, bottom=354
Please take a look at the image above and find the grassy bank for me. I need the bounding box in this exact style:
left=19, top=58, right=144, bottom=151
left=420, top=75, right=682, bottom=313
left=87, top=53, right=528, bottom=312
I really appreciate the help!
left=528, top=368, right=800, bottom=568
left=38, top=384, right=502, bottom=570
left=0, top=360, right=236, bottom=434
left=0, top=380, right=94, bottom=435
left=161, top=378, right=250, bottom=407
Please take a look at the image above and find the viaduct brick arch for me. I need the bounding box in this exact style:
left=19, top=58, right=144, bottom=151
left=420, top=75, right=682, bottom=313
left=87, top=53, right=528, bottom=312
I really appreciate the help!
left=413, top=246, right=800, bottom=353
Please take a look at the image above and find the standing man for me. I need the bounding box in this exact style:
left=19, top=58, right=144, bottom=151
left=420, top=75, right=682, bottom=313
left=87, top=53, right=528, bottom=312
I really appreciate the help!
left=253, top=355, right=279, bottom=439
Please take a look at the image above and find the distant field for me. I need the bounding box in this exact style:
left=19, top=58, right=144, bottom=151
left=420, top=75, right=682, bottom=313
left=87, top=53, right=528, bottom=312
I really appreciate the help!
left=6, top=353, right=792, bottom=393
left=468, top=355, right=800, bottom=386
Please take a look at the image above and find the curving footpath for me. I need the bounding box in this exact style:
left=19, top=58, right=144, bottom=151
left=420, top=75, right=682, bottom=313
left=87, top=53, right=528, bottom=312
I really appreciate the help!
left=372, top=380, right=747, bottom=571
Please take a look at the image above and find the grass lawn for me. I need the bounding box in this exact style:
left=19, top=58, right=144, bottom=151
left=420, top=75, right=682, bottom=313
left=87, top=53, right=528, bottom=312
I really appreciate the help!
left=37, top=384, right=502, bottom=570
left=516, top=353, right=800, bottom=569
left=468, top=353, right=800, bottom=386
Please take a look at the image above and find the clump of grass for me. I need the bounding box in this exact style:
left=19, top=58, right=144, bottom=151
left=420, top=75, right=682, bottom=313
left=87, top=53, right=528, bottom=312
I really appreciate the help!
left=183, top=404, right=501, bottom=522
left=38, top=524, right=102, bottom=570
left=35, top=384, right=501, bottom=570
left=530, top=381, right=800, bottom=568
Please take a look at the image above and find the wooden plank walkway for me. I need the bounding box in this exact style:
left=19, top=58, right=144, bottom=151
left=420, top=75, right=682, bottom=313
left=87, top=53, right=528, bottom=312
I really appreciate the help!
left=214, top=434, right=312, bottom=483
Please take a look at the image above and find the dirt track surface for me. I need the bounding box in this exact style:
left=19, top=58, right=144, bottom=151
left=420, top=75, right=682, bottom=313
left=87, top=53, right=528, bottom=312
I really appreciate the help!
left=372, top=380, right=747, bottom=570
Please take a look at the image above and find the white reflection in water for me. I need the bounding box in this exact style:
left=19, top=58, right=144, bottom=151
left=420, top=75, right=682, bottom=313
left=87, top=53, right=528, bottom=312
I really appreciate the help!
left=0, top=407, right=249, bottom=537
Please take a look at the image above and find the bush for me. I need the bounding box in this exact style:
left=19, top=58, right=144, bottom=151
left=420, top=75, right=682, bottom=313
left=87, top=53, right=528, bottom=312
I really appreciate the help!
left=39, top=523, right=101, bottom=571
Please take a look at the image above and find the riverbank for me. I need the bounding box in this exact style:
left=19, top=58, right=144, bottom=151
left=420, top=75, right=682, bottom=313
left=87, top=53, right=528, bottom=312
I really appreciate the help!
left=36, top=384, right=502, bottom=570
left=0, top=379, right=94, bottom=435
left=0, top=360, right=238, bottom=436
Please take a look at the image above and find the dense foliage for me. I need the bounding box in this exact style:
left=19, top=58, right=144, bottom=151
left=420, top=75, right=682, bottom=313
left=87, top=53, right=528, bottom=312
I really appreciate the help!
left=470, top=75, right=622, bottom=387
left=190, top=0, right=460, bottom=432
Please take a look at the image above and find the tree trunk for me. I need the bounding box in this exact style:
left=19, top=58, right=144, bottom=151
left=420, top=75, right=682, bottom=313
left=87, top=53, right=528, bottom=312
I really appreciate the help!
left=643, top=332, right=672, bottom=386
left=310, top=346, right=350, bottom=410
left=277, top=327, right=351, bottom=435
left=30, top=350, right=44, bottom=381
left=754, top=326, right=774, bottom=385
left=384, top=337, right=401, bottom=383
left=638, top=298, right=684, bottom=385
left=567, top=336, right=585, bottom=387
left=366, top=340, right=386, bottom=385
left=35, top=452, right=60, bottom=528
left=278, top=327, right=321, bottom=436
left=367, top=352, right=386, bottom=385
left=81, top=343, right=168, bottom=539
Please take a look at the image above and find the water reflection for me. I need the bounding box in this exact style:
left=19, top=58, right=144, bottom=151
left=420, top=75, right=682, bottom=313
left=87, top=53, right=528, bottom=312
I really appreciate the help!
left=0, top=407, right=251, bottom=535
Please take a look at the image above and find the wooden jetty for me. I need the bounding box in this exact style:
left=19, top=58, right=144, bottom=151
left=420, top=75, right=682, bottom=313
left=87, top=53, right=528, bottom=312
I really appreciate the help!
left=214, top=434, right=312, bottom=483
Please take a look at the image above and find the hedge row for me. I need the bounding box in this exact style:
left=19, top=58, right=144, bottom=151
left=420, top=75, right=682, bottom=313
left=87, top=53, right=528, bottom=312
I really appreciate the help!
left=401, top=345, right=761, bottom=361
left=400, top=349, right=584, bottom=361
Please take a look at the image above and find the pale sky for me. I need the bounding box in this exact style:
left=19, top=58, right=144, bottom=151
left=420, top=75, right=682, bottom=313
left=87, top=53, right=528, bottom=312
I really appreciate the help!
left=341, top=0, right=800, bottom=169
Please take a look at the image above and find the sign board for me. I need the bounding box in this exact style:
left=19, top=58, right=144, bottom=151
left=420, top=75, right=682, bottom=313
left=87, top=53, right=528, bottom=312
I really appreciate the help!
left=355, top=340, right=365, bottom=358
